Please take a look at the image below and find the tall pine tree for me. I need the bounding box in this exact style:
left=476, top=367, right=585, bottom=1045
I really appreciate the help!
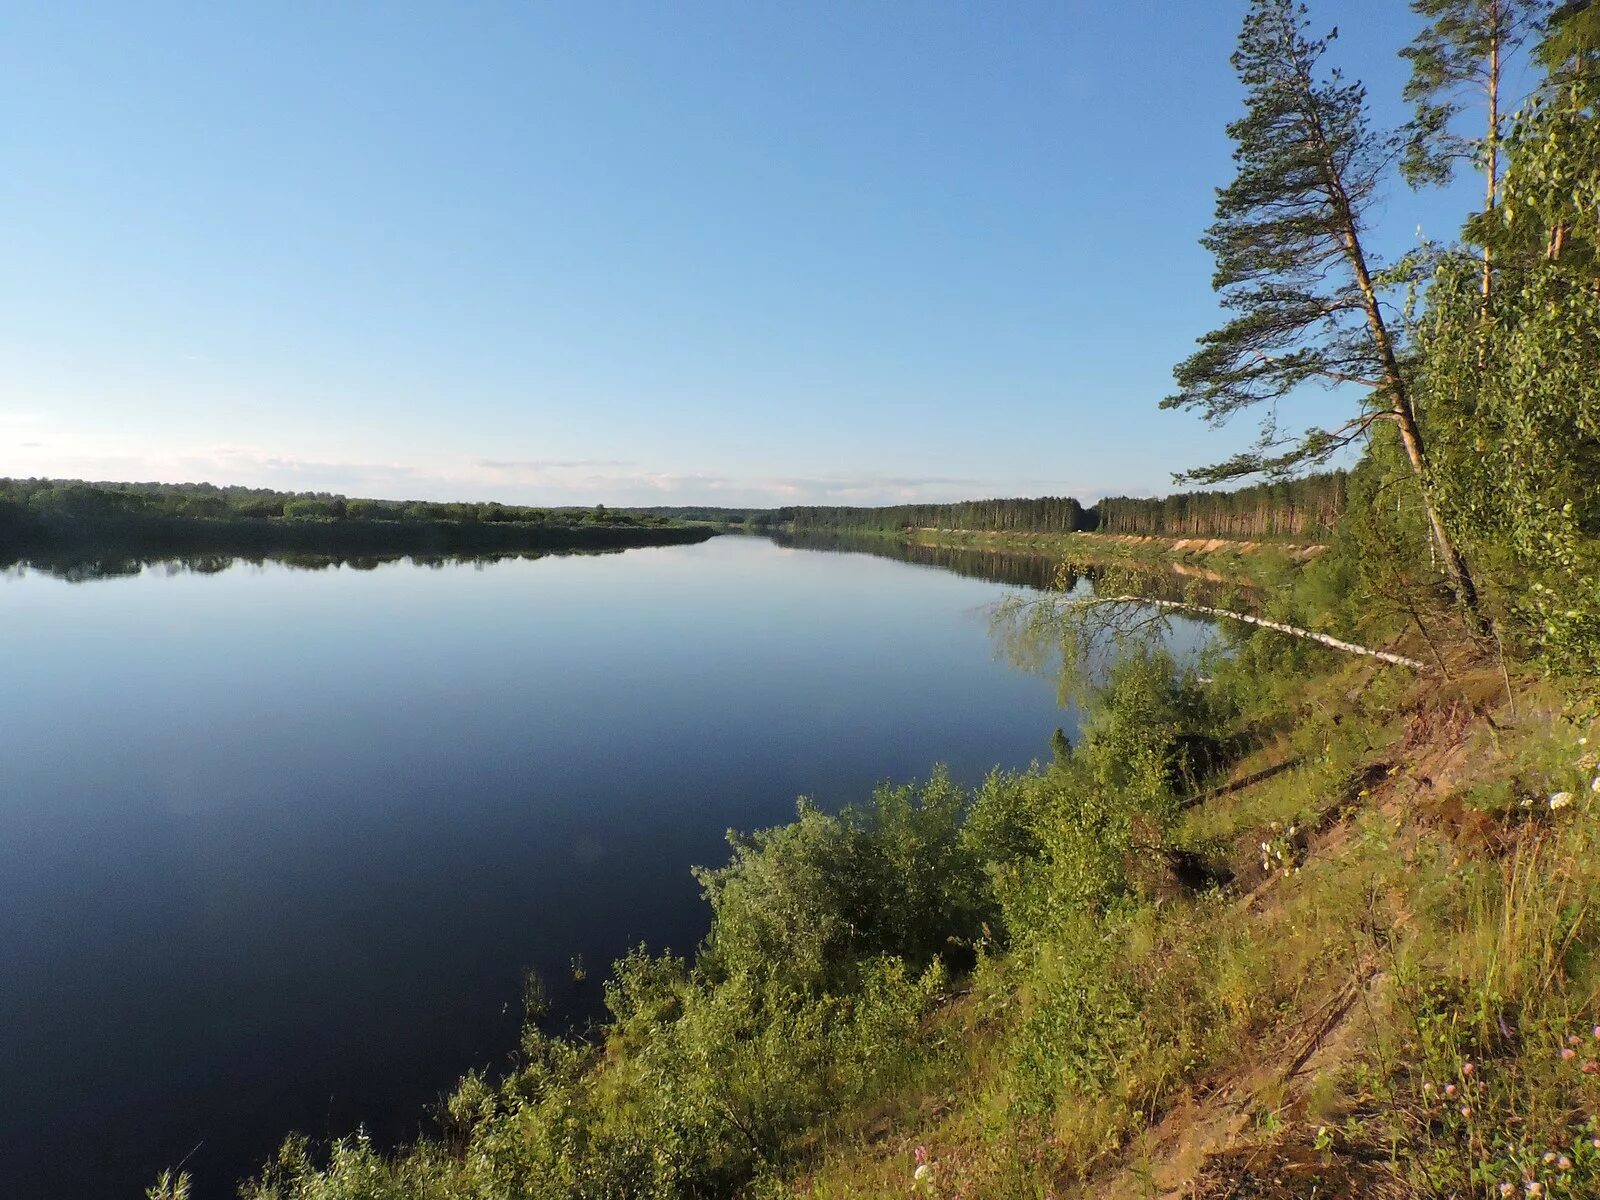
left=1166, top=0, right=1483, bottom=615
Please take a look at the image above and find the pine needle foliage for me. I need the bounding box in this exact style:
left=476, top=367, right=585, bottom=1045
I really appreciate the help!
left=1168, top=0, right=1484, bottom=613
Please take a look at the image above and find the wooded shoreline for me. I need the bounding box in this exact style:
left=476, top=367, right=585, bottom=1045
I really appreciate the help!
left=0, top=513, right=718, bottom=561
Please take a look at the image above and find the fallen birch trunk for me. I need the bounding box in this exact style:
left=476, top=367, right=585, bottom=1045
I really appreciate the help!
left=1089, top=596, right=1432, bottom=671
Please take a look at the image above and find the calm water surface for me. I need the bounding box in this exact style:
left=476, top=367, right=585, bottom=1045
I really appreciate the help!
left=0, top=535, right=1179, bottom=1197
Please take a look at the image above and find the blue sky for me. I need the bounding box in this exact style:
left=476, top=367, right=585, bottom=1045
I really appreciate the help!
left=2, top=2, right=1501, bottom=507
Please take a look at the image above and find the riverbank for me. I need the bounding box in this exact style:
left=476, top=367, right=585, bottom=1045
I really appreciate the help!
left=193, top=589, right=1600, bottom=1199
left=905, top=525, right=1326, bottom=567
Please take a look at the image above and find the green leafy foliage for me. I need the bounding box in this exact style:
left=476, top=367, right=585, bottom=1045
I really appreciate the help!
left=696, top=771, right=991, bottom=993
left=1412, top=34, right=1600, bottom=680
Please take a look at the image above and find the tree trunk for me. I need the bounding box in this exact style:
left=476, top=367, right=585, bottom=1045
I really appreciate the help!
left=1483, top=13, right=1501, bottom=311
left=1313, top=116, right=1486, bottom=621
left=1282, top=21, right=1488, bottom=622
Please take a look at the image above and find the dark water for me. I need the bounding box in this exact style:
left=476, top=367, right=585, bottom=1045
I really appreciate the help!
left=0, top=534, right=1198, bottom=1198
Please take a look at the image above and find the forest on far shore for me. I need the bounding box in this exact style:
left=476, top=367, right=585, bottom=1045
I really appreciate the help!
left=0, top=478, right=712, bottom=558
left=775, top=472, right=1348, bottom=540
left=0, top=470, right=1354, bottom=549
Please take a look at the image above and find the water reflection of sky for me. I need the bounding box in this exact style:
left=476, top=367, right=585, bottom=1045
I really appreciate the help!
left=1, top=534, right=1117, bottom=1199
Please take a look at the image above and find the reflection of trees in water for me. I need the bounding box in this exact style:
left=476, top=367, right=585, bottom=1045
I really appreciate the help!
left=769, top=530, right=1064, bottom=590
left=0, top=547, right=642, bottom=583
left=0, top=517, right=712, bottom=580
left=775, top=532, right=1263, bottom=695
left=768, top=530, right=1261, bottom=611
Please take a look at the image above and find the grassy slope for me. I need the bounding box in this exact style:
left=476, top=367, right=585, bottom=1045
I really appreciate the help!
left=791, top=659, right=1600, bottom=1198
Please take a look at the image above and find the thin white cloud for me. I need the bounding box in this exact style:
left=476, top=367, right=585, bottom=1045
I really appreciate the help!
left=477, top=458, right=635, bottom=471
left=2, top=432, right=1108, bottom=508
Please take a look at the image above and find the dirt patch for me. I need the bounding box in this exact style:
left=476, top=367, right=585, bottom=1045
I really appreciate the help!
left=1079, top=533, right=1328, bottom=561
left=1083, top=963, right=1389, bottom=1199
left=907, top=529, right=1329, bottom=560
left=1185, top=1141, right=1407, bottom=1199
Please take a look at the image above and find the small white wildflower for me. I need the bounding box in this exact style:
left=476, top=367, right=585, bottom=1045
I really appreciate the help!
left=1551, top=792, right=1576, bottom=810
left=1521, top=796, right=1535, bottom=808
left=1591, top=775, right=1599, bottom=794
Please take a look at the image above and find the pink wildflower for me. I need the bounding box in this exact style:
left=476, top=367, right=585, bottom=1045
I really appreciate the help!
left=1558, top=1156, right=1573, bottom=1171
left=1563, top=1047, right=1578, bottom=1061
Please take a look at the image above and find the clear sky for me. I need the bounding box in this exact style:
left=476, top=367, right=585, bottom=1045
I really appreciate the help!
left=2, top=2, right=1499, bottom=507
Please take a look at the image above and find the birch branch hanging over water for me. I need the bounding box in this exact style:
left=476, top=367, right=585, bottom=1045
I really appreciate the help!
left=1071, top=595, right=1431, bottom=671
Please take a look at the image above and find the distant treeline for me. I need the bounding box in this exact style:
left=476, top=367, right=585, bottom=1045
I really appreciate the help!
left=0, top=479, right=714, bottom=556
left=776, top=473, right=1346, bottom=540
left=1, top=478, right=669, bottom=526
left=784, top=496, right=1091, bottom=535
left=0, top=473, right=1349, bottom=550
left=1095, top=474, right=1347, bottom=539
left=626, top=505, right=781, bottom=526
